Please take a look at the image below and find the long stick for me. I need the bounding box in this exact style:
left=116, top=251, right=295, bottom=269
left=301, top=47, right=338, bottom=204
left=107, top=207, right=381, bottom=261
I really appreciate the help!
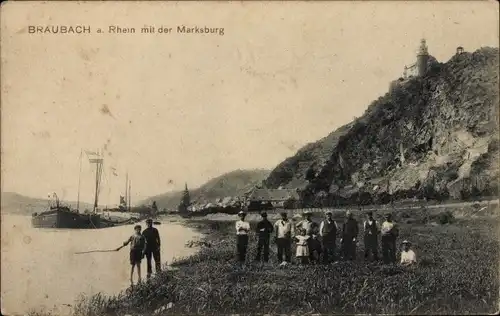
left=74, top=249, right=118, bottom=255
left=75, top=245, right=125, bottom=255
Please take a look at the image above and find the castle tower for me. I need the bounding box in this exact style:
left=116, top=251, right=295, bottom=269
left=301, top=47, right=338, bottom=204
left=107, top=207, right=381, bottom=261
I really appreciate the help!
left=416, top=38, right=429, bottom=77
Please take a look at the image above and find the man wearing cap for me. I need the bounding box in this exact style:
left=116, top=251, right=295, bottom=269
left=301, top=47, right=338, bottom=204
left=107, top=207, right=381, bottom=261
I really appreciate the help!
left=319, top=211, right=338, bottom=263
left=381, top=213, right=399, bottom=264
left=274, top=212, right=294, bottom=264
left=363, top=211, right=379, bottom=261
left=296, top=211, right=321, bottom=263
left=400, top=240, right=417, bottom=266
left=255, top=211, right=274, bottom=263
left=341, top=210, right=359, bottom=260
left=235, top=211, right=251, bottom=263
left=142, top=218, right=162, bottom=279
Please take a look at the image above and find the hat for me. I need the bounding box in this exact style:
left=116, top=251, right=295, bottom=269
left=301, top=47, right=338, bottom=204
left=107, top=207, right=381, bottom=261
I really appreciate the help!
left=260, top=211, right=268, bottom=217
left=326, top=211, right=333, bottom=215
left=280, top=212, right=288, bottom=217
left=238, top=210, right=246, bottom=216
left=402, top=240, right=411, bottom=245
left=303, top=211, right=312, bottom=215
left=146, top=218, right=153, bottom=223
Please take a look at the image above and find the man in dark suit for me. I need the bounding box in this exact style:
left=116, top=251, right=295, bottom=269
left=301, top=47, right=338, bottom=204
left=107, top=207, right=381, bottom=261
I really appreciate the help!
left=142, top=218, right=161, bottom=279
left=255, top=212, right=274, bottom=263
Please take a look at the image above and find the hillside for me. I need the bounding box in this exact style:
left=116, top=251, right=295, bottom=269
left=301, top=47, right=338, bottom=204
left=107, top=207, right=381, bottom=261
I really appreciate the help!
left=265, top=47, right=499, bottom=206
left=0, top=192, right=95, bottom=215
left=142, top=169, right=270, bottom=210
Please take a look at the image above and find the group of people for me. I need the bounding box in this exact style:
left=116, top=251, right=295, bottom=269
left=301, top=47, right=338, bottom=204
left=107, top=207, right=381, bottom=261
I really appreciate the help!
left=118, top=218, right=162, bottom=285
left=120, top=209, right=417, bottom=284
left=235, top=210, right=417, bottom=266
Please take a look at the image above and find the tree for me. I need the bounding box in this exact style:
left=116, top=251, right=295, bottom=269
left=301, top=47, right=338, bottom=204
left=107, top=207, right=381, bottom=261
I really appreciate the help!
left=178, top=183, right=191, bottom=213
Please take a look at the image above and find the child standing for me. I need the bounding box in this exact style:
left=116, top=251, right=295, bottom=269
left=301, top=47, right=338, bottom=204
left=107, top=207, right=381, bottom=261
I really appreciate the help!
left=295, top=229, right=310, bottom=264
left=118, top=224, right=147, bottom=285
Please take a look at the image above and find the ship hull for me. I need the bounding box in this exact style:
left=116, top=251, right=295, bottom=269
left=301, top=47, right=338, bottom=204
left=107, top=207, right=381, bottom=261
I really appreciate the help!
left=31, top=208, right=101, bottom=229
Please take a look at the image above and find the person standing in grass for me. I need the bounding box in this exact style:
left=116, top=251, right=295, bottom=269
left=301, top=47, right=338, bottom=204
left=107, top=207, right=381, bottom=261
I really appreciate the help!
left=319, top=211, right=338, bottom=263
left=255, top=211, right=274, bottom=263
left=400, top=240, right=417, bottom=266
left=363, top=211, right=379, bottom=262
left=119, top=224, right=147, bottom=285
left=142, top=218, right=161, bottom=279
left=340, top=210, right=359, bottom=261
left=296, top=211, right=321, bottom=264
left=274, top=212, right=294, bottom=265
left=151, top=201, right=158, bottom=218
left=294, top=228, right=310, bottom=264
left=381, top=213, right=399, bottom=264
left=235, top=211, right=250, bottom=264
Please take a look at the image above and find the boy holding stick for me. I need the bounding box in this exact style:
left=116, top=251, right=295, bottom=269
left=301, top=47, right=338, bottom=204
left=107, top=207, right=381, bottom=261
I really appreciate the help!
left=117, top=224, right=147, bottom=285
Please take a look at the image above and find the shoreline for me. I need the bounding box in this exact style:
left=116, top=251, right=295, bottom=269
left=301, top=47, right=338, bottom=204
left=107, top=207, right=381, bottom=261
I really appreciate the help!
left=25, top=201, right=500, bottom=315
left=3, top=197, right=498, bottom=218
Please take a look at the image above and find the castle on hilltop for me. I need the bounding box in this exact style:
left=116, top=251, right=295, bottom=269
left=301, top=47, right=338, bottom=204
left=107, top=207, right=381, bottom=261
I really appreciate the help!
left=403, top=39, right=430, bottom=79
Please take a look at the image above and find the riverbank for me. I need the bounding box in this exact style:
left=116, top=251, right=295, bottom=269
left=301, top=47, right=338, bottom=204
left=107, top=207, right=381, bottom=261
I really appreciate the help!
left=31, top=202, right=499, bottom=315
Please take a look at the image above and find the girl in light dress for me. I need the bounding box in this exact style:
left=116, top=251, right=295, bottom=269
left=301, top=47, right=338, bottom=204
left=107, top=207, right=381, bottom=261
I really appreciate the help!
left=295, top=228, right=310, bottom=264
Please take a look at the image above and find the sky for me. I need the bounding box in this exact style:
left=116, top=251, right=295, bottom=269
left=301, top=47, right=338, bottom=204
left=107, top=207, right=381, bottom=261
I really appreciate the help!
left=1, top=1, right=498, bottom=206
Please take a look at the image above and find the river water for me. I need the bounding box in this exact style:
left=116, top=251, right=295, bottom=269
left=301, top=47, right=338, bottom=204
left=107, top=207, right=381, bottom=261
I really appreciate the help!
left=1, top=214, right=200, bottom=315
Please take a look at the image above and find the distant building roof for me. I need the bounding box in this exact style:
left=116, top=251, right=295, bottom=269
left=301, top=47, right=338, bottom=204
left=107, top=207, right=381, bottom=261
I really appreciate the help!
left=248, top=189, right=300, bottom=201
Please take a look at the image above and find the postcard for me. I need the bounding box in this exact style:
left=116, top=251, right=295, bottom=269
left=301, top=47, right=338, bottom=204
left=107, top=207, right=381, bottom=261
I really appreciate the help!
left=1, top=1, right=499, bottom=315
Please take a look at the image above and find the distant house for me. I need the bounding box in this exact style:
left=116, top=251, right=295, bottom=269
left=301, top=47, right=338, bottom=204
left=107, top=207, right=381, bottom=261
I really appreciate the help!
left=247, top=188, right=301, bottom=210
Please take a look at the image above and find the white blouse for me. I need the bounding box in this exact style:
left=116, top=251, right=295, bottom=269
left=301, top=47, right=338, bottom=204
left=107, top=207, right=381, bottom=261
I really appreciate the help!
left=401, top=249, right=417, bottom=264
left=235, top=220, right=250, bottom=235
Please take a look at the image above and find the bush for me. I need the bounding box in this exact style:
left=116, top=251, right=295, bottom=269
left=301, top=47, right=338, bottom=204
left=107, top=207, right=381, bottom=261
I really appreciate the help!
left=401, top=211, right=411, bottom=218
left=437, top=211, right=455, bottom=225
left=460, top=189, right=471, bottom=200
left=375, top=192, right=392, bottom=205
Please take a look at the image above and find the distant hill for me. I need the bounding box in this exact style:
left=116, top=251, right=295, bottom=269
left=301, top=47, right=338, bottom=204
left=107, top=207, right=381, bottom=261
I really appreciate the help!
left=265, top=47, right=499, bottom=206
left=1, top=192, right=95, bottom=215
left=141, top=169, right=270, bottom=210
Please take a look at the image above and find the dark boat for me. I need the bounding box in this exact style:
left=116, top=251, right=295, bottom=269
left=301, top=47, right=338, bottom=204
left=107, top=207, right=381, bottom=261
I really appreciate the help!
left=32, top=149, right=105, bottom=229
left=31, top=149, right=148, bottom=229
left=31, top=205, right=101, bottom=229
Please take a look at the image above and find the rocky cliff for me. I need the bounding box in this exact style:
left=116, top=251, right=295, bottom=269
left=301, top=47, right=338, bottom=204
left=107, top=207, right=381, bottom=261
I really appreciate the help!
left=265, top=47, right=499, bottom=206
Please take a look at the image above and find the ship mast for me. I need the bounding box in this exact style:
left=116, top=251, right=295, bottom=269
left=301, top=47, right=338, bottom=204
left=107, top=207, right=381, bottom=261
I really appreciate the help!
left=92, top=149, right=104, bottom=213
left=125, top=172, right=129, bottom=210
left=76, top=149, right=83, bottom=212
left=128, top=178, right=131, bottom=211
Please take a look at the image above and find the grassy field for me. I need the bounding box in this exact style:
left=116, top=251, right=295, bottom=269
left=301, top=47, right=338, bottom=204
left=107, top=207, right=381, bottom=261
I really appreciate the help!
left=31, top=203, right=499, bottom=315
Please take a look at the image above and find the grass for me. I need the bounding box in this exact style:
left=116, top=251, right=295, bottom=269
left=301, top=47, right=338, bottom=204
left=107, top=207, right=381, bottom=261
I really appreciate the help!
left=31, top=204, right=499, bottom=315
